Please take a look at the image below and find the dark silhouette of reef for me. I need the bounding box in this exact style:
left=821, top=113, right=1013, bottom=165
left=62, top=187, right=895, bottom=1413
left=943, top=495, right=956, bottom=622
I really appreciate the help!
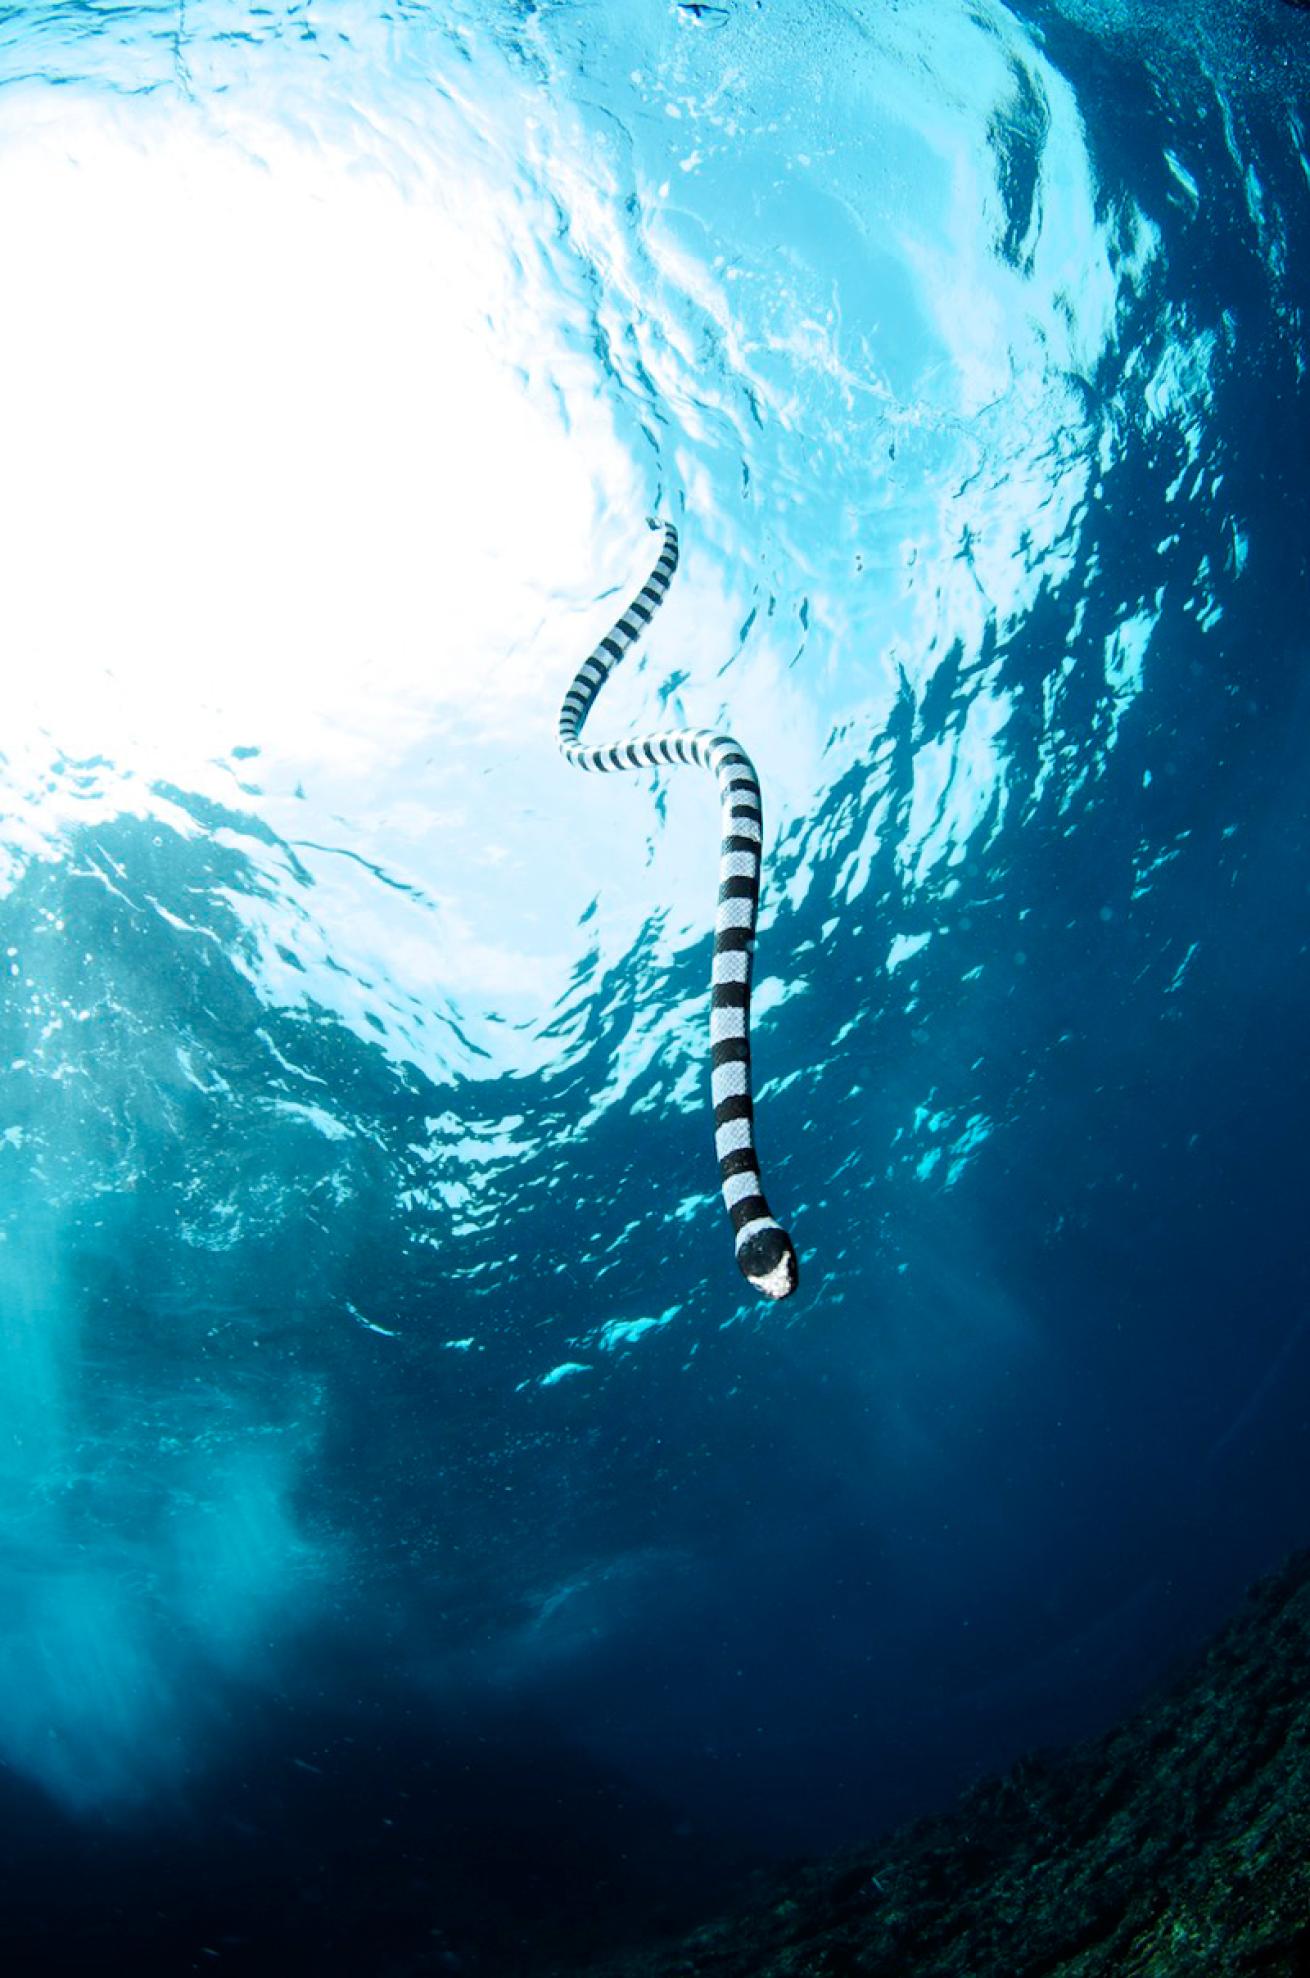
left=4, top=1552, right=1310, bottom=1975
left=581, top=1550, right=1310, bottom=1978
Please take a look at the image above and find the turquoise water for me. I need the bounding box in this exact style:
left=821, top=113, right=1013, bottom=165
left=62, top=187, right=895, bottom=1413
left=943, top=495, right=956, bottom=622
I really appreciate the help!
left=1, top=0, right=1308, bottom=1965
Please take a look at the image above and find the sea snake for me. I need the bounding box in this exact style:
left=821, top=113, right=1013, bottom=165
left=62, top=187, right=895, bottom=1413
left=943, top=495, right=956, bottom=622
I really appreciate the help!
left=558, top=520, right=799, bottom=1301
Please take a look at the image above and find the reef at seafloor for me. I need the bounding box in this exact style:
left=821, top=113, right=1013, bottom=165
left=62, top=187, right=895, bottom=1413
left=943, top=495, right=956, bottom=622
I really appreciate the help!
left=580, top=1549, right=1310, bottom=1978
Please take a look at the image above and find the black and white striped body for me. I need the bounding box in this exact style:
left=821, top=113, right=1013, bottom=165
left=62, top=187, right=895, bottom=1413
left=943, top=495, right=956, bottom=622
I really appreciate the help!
left=558, top=521, right=798, bottom=1301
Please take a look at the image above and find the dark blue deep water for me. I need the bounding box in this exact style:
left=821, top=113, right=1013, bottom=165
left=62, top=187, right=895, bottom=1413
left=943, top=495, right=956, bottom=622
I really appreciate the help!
left=1, top=0, right=1308, bottom=1968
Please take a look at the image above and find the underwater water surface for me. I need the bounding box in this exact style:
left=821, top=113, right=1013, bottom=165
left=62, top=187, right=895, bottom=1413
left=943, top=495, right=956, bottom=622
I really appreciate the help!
left=1, top=0, right=1309, bottom=1967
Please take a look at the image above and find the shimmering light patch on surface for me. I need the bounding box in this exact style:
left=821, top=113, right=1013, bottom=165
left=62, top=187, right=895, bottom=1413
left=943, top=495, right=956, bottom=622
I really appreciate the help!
left=0, top=95, right=601, bottom=781
left=539, top=1361, right=591, bottom=1387
left=1103, top=606, right=1160, bottom=752
left=893, top=1095, right=998, bottom=1196
left=1166, top=941, right=1202, bottom=996
left=402, top=1111, right=541, bottom=1238
left=904, top=680, right=1015, bottom=883
left=597, top=1307, right=681, bottom=1352
left=269, top=1098, right=353, bottom=1141
left=888, top=932, right=934, bottom=975
left=347, top=1301, right=399, bottom=1338
left=574, top=992, right=706, bottom=1131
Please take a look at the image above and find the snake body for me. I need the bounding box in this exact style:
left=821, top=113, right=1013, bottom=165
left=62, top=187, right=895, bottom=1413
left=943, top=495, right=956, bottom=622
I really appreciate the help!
left=558, top=520, right=798, bottom=1301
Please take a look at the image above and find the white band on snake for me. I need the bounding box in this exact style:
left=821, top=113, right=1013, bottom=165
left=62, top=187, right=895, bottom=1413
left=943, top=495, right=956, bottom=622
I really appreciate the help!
left=558, top=520, right=799, bottom=1302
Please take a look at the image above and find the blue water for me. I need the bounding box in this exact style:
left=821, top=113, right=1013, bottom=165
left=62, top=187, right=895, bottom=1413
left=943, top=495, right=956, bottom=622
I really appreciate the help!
left=1, top=0, right=1308, bottom=1965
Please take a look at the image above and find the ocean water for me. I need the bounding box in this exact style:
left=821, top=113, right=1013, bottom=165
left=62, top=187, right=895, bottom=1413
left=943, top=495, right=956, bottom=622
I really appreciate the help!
left=1, top=0, right=1308, bottom=1967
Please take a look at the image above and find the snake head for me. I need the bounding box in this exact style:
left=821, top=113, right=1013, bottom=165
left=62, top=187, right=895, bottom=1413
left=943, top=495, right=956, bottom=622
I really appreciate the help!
left=737, top=1224, right=799, bottom=1301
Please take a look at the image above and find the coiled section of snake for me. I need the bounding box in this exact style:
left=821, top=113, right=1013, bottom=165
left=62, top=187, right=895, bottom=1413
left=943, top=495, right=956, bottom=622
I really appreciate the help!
left=558, top=520, right=798, bottom=1301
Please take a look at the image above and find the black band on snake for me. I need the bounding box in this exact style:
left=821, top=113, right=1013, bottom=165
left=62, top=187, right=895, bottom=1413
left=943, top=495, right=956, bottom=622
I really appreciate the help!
left=558, top=520, right=799, bottom=1302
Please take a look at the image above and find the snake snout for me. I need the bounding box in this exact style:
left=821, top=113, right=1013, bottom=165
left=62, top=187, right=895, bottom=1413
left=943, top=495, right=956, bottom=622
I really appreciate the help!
left=737, top=1224, right=799, bottom=1301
